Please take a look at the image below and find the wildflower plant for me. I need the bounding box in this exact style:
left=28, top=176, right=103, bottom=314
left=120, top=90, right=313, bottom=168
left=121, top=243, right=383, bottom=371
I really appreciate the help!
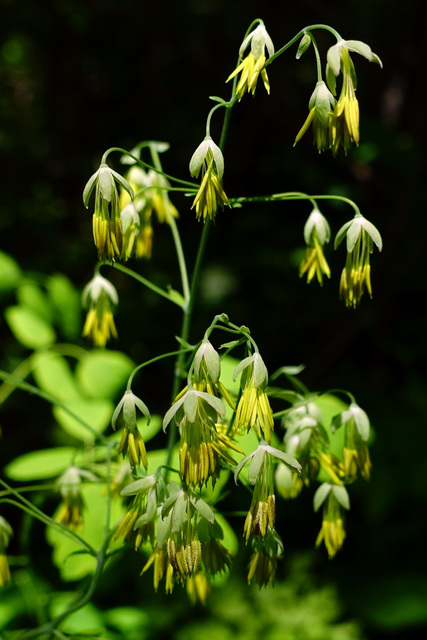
left=0, top=15, right=383, bottom=634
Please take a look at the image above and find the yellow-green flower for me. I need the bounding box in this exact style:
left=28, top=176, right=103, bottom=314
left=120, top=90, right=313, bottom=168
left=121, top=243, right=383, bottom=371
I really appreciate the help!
left=82, top=274, right=119, bottom=347
left=227, top=23, right=274, bottom=100
left=55, top=467, right=95, bottom=530
left=294, top=81, right=336, bottom=152
left=189, top=137, right=230, bottom=222
left=235, top=442, right=301, bottom=542
left=333, top=403, right=372, bottom=481
left=335, top=215, right=382, bottom=308
left=299, top=208, right=331, bottom=285
left=112, top=390, right=151, bottom=469
left=83, top=164, right=133, bottom=260
left=142, top=546, right=175, bottom=593
left=233, top=353, right=274, bottom=442
left=247, top=528, right=283, bottom=587
left=326, top=40, right=382, bottom=154
left=0, top=517, right=13, bottom=587
left=186, top=572, right=211, bottom=604
left=314, top=483, right=350, bottom=558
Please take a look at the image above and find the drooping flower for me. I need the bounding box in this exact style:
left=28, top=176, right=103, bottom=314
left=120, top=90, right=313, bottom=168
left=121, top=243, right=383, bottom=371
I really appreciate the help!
left=335, top=214, right=382, bottom=308
left=83, top=164, right=133, bottom=260
left=294, top=81, right=336, bottom=152
left=189, top=138, right=230, bottom=222
left=299, top=208, right=331, bottom=285
left=112, top=390, right=151, bottom=469
left=227, top=23, right=275, bottom=100
left=247, top=528, right=283, bottom=587
left=314, top=483, right=350, bottom=558
left=233, top=353, right=274, bottom=442
left=326, top=40, right=382, bottom=154
left=333, top=403, right=371, bottom=481
left=55, top=467, right=96, bottom=530
left=82, top=274, right=119, bottom=347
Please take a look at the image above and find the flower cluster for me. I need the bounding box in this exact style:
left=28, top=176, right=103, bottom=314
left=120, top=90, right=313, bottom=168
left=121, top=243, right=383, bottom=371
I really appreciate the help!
left=296, top=39, right=382, bottom=154
left=119, top=165, right=179, bottom=260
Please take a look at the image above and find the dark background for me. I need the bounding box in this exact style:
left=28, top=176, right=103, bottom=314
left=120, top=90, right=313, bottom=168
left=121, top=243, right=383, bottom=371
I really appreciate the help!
left=1, top=0, right=426, bottom=638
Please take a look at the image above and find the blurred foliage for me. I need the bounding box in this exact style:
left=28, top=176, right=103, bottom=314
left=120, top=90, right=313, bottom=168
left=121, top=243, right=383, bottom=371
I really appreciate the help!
left=1, top=0, right=426, bottom=638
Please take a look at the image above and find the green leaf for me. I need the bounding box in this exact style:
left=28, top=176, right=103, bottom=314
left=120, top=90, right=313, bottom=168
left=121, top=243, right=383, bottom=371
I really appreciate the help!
left=17, top=281, right=52, bottom=321
left=53, top=398, right=114, bottom=442
left=47, top=483, right=125, bottom=581
left=47, top=274, right=81, bottom=338
left=5, top=305, right=56, bottom=349
left=5, top=447, right=76, bottom=481
left=0, top=251, right=21, bottom=293
left=32, top=352, right=81, bottom=403
left=76, top=350, right=134, bottom=400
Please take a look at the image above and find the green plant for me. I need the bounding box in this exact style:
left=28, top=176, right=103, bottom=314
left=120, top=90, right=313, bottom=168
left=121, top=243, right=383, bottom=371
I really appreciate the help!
left=0, top=18, right=382, bottom=638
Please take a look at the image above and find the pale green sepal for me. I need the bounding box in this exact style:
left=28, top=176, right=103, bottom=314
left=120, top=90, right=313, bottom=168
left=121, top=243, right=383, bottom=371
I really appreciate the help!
left=123, top=394, right=137, bottom=427
left=350, top=404, right=370, bottom=441
left=83, top=170, right=100, bottom=208
left=111, top=396, right=125, bottom=430
left=332, top=484, right=350, bottom=510
left=156, top=511, right=172, bottom=547
left=184, top=390, right=198, bottom=423
left=135, top=491, right=157, bottom=526
left=269, top=448, right=302, bottom=474
left=162, top=396, right=186, bottom=431
left=327, top=43, right=342, bottom=77
left=194, top=341, right=220, bottom=382
left=334, top=220, right=353, bottom=249
left=110, top=169, right=134, bottom=201
left=209, top=139, right=225, bottom=181
left=346, top=219, right=363, bottom=253
left=120, top=475, right=156, bottom=496
left=189, top=140, right=209, bottom=178
left=251, top=26, right=268, bottom=60
left=171, top=491, right=187, bottom=533
left=326, top=63, right=337, bottom=96
left=98, top=165, right=115, bottom=201
left=189, top=494, right=215, bottom=523
left=344, top=40, right=383, bottom=68
left=233, top=354, right=255, bottom=382
left=361, top=218, right=383, bottom=251
left=253, top=353, right=268, bottom=387
left=234, top=450, right=255, bottom=484
left=296, top=33, right=311, bottom=59
left=313, top=482, right=332, bottom=512
left=248, top=446, right=266, bottom=484
left=314, top=82, right=336, bottom=125
left=133, top=395, right=151, bottom=424
left=195, top=390, right=226, bottom=420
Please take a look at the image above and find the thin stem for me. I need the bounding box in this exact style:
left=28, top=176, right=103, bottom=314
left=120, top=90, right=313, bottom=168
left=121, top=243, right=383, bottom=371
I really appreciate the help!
left=264, top=24, right=342, bottom=69
left=109, top=262, right=186, bottom=308
left=101, top=147, right=197, bottom=189
left=127, top=347, right=194, bottom=391
left=149, top=144, right=190, bottom=303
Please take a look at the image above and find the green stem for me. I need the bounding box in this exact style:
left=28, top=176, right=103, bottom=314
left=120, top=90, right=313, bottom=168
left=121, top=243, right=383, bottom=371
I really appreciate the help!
left=101, top=147, right=197, bottom=189
left=264, top=24, right=342, bottom=68
left=126, top=347, right=194, bottom=391
left=109, top=262, right=186, bottom=308
left=149, top=144, right=190, bottom=303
